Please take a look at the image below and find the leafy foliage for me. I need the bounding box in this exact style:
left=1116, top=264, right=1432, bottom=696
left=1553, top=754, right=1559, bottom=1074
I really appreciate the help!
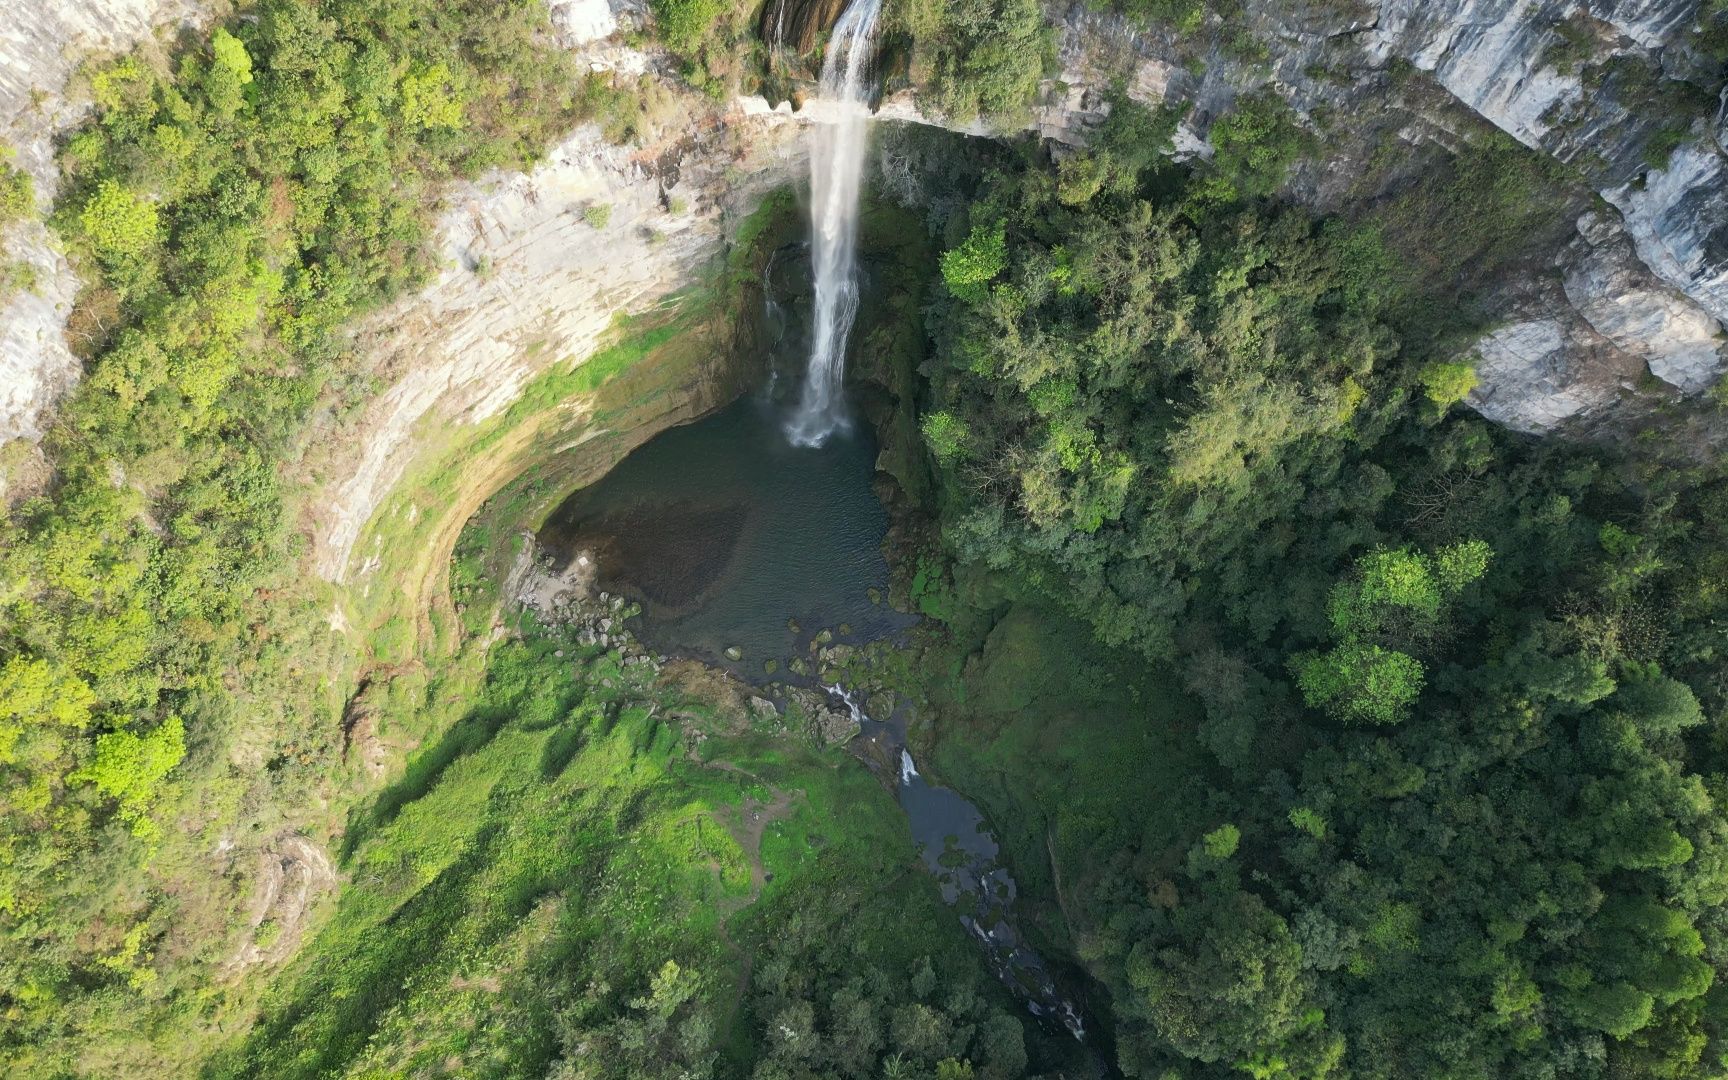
left=920, top=409, right=969, bottom=465
left=0, top=159, right=33, bottom=225
left=912, top=94, right=1728, bottom=1079
left=0, top=0, right=576, bottom=1067
left=1419, top=358, right=1479, bottom=406
left=886, top=0, right=1050, bottom=124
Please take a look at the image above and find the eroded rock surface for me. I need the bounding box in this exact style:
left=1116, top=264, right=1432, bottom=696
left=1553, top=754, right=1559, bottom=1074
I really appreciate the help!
left=0, top=0, right=212, bottom=444
left=1565, top=211, right=1727, bottom=393
left=223, top=834, right=338, bottom=976
left=1467, top=314, right=1637, bottom=433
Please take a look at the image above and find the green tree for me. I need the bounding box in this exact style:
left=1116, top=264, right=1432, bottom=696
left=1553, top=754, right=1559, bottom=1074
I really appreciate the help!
left=1124, top=891, right=1307, bottom=1065
left=1418, top=359, right=1478, bottom=406
left=79, top=180, right=158, bottom=261
left=941, top=219, right=1007, bottom=302
left=400, top=63, right=465, bottom=129
left=71, top=715, right=186, bottom=834
left=1202, top=823, right=1241, bottom=859
left=205, top=27, right=254, bottom=117
left=1202, top=90, right=1310, bottom=200
left=1294, top=643, right=1425, bottom=726
left=921, top=410, right=969, bottom=465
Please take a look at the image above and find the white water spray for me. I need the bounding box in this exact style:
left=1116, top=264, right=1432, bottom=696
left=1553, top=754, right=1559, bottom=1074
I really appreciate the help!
left=784, top=0, right=882, bottom=448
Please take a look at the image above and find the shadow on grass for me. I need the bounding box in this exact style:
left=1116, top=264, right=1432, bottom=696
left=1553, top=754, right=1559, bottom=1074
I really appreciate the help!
left=339, top=706, right=513, bottom=862
left=539, top=724, right=586, bottom=780
left=207, top=823, right=506, bottom=1080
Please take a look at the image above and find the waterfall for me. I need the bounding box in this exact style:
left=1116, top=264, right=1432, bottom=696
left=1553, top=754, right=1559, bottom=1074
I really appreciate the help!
left=784, top=0, right=882, bottom=448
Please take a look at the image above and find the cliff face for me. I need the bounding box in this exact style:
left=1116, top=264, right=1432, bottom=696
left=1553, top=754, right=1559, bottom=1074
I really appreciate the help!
left=3, top=0, right=1725, bottom=468
left=304, top=8, right=809, bottom=583
left=1037, top=0, right=1728, bottom=433
left=309, top=111, right=804, bottom=583
left=0, top=0, right=210, bottom=444
left=1369, top=0, right=1728, bottom=428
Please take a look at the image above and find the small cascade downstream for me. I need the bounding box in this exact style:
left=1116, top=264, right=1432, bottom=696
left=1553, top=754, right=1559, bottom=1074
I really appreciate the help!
left=784, top=0, right=882, bottom=447
left=827, top=685, right=1088, bottom=1039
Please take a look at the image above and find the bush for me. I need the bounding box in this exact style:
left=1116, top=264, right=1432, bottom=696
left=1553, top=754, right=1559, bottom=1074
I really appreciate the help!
left=0, top=162, right=34, bottom=225
left=920, top=410, right=969, bottom=464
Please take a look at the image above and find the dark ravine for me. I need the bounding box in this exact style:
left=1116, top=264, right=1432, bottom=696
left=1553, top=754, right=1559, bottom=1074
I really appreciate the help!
left=839, top=685, right=1093, bottom=1043
left=534, top=205, right=1107, bottom=1052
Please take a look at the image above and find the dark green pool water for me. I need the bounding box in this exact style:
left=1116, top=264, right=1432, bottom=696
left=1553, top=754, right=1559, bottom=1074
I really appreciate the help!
left=536, top=231, right=1092, bottom=1049
left=537, top=391, right=910, bottom=670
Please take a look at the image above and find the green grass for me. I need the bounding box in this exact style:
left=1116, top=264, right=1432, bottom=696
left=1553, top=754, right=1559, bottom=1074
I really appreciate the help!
left=205, top=621, right=1018, bottom=1079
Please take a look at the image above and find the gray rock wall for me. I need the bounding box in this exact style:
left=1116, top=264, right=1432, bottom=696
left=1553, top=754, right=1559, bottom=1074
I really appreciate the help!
left=0, top=0, right=211, bottom=446
left=1030, top=0, right=1726, bottom=433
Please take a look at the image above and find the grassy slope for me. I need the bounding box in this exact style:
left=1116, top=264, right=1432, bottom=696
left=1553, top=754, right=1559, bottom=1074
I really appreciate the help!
left=203, top=626, right=1002, bottom=1078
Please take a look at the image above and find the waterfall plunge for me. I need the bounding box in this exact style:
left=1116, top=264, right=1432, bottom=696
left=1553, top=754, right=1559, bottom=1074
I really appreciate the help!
left=784, top=0, right=882, bottom=448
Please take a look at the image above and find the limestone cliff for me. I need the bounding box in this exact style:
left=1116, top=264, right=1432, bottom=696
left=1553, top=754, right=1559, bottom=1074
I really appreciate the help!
left=4, top=0, right=1726, bottom=467
left=0, top=0, right=211, bottom=443
left=1030, top=0, right=1728, bottom=433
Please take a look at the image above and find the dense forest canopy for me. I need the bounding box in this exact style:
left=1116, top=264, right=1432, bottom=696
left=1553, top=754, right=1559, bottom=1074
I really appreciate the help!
left=913, top=90, right=1728, bottom=1079
left=2, top=0, right=1728, bottom=1076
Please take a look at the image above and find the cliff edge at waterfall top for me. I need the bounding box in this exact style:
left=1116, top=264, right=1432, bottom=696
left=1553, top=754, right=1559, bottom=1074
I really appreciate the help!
left=6, top=2, right=1728, bottom=1079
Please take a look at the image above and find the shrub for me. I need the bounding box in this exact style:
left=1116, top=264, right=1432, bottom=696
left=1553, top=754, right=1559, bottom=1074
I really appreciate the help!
left=0, top=162, right=34, bottom=225
left=920, top=410, right=968, bottom=465
left=1419, top=359, right=1479, bottom=406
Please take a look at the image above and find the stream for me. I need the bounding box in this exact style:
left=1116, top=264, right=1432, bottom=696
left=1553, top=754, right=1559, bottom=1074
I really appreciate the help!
left=536, top=247, right=1088, bottom=1040
left=541, top=10, right=1093, bottom=1037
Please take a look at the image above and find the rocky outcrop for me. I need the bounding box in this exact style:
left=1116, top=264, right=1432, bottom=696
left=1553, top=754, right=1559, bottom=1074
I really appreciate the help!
left=1607, top=111, right=1728, bottom=328
left=221, top=833, right=338, bottom=977
left=1362, top=2, right=1728, bottom=422
left=1465, top=310, right=1638, bottom=433
left=4, top=0, right=1725, bottom=458
left=0, top=0, right=212, bottom=444
left=309, top=118, right=796, bottom=580
left=1365, top=3, right=1728, bottom=402
left=1022, top=0, right=1728, bottom=431
left=1565, top=210, right=1726, bottom=392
